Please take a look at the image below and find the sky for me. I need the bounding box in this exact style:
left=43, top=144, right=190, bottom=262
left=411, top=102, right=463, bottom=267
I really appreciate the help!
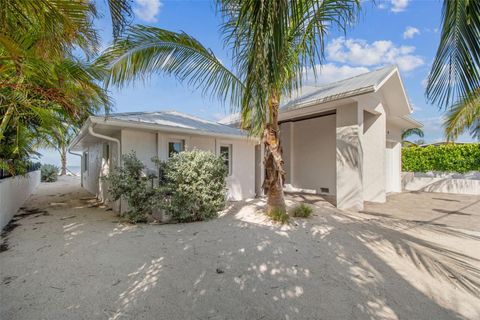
left=39, top=0, right=476, bottom=166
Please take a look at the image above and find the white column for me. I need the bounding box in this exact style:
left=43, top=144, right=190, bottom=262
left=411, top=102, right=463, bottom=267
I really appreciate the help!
left=336, top=103, right=364, bottom=211
left=362, top=104, right=386, bottom=202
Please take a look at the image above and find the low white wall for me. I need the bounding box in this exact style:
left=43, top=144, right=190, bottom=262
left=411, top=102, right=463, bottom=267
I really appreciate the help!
left=402, top=172, right=480, bottom=195
left=0, top=170, right=41, bottom=229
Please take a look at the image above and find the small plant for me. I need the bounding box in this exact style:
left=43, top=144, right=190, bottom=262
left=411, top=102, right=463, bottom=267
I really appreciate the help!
left=292, top=203, right=313, bottom=218
left=267, top=208, right=290, bottom=224
left=164, top=150, right=227, bottom=222
left=103, top=152, right=157, bottom=223
left=41, top=164, right=58, bottom=182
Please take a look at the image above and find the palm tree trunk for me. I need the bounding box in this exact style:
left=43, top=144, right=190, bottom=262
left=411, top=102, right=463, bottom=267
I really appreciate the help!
left=59, top=147, right=67, bottom=175
left=0, top=105, right=15, bottom=142
left=262, top=93, right=286, bottom=214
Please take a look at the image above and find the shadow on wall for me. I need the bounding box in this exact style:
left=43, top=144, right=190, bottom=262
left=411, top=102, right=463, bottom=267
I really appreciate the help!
left=402, top=172, right=480, bottom=195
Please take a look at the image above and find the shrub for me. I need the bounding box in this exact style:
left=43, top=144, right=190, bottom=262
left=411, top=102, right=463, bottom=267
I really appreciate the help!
left=41, top=164, right=58, bottom=182
left=267, top=208, right=290, bottom=224
left=292, top=203, right=313, bottom=218
left=104, top=152, right=157, bottom=223
left=164, top=150, right=227, bottom=222
left=402, top=144, right=480, bottom=173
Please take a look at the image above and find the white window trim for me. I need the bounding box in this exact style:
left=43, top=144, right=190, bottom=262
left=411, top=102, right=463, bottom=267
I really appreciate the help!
left=220, top=144, right=233, bottom=176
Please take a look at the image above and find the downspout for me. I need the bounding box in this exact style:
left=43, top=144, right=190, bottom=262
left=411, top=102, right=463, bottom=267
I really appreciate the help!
left=88, top=126, right=122, bottom=212
left=88, top=126, right=121, bottom=165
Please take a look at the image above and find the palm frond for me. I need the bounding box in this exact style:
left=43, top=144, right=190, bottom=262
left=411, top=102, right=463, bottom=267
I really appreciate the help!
left=426, top=0, right=480, bottom=108
left=107, top=0, right=133, bottom=39
left=100, top=25, right=244, bottom=111
left=402, top=128, right=425, bottom=140
left=444, top=90, right=480, bottom=141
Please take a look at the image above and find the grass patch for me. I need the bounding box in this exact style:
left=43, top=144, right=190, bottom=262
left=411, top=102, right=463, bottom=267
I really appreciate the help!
left=267, top=208, right=290, bottom=224
left=292, top=203, right=313, bottom=218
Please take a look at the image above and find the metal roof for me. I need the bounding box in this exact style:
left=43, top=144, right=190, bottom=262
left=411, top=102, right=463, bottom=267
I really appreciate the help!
left=94, top=110, right=247, bottom=137
left=281, top=65, right=397, bottom=110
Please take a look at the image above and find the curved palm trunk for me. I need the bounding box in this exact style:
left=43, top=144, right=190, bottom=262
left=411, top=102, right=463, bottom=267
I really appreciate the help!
left=262, top=94, right=286, bottom=214
left=59, top=146, right=67, bottom=176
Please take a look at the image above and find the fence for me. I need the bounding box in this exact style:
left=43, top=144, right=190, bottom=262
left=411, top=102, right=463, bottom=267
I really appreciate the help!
left=0, top=170, right=41, bottom=229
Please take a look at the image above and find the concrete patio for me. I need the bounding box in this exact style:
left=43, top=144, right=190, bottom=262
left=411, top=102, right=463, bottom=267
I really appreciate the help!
left=1, top=177, right=479, bottom=320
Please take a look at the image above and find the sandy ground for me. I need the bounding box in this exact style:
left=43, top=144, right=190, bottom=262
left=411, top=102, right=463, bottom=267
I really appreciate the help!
left=1, top=176, right=479, bottom=320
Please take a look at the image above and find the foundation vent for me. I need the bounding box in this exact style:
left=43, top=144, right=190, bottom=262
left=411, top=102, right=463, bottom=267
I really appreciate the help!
left=320, top=187, right=329, bottom=194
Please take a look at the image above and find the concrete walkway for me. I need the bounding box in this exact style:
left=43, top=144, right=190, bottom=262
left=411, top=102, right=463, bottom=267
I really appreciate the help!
left=1, top=177, right=479, bottom=320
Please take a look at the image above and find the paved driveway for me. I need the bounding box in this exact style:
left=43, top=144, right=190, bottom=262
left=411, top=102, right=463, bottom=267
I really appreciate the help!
left=363, top=192, right=480, bottom=231
left=1, top=177, right=479, bottom=320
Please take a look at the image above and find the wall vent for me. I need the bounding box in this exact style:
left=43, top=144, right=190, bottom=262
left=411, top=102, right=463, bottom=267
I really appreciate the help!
left=320, top=187, right=329, bottom=194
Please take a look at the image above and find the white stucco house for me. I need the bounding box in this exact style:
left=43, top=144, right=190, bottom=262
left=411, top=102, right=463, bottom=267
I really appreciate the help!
left=69, top=65, right=421, bottom=212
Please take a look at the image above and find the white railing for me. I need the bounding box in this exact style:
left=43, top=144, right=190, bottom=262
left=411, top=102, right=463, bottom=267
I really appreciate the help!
left=0, top=170, right=41, bottom=229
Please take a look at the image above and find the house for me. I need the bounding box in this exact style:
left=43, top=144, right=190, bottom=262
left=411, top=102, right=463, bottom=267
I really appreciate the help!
left=69, top=65, right=421, bottom=212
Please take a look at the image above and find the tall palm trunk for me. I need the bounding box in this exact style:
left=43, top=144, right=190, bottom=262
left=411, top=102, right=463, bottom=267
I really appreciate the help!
left=0, top=105, right=15, bottom=142
left=59, top=146, right=67, bottom=175
left=262, top=93, right=286, bottom=214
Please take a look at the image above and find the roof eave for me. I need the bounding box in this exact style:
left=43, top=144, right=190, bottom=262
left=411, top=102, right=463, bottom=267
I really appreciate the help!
left=90, top=116, right=258, bottom=142
left=68, top=117, right=92, bottom=151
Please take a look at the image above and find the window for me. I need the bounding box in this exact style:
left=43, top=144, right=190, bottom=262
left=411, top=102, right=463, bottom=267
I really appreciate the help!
left=168, top=140, right=184, bottom=157
left=220, top=145, right=232, bottom=175
left=83, top=152, right=88, bottom=172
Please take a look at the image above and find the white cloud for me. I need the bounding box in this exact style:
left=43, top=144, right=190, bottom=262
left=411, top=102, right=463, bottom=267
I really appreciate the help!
left=134, top=0, right=162, bottom=23
left=403, top=26, right=420, bottom=39
left=304, top=63, right=369, bottom=85
left=391, top=0, right=409, bottom=13
left=326, top=37, right=424, bottom=72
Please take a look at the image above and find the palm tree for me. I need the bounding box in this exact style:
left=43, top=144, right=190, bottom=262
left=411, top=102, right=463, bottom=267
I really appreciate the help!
left=37, top=124, right=79, bottom=176
left=401, top=128, right=425, bottom=146
left=0, top=0, right=130, bottom=174
left=426, top=0, right=480, bottom=140
left=101, top=0, right=360, bottom=214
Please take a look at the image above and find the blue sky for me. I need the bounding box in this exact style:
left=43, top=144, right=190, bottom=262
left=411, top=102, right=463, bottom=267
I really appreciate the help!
left=40, top=0, right=475, bottom=166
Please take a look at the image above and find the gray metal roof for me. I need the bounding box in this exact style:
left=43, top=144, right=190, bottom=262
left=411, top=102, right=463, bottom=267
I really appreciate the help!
left=282, top=65, right=397, bottom=110
left=97, top=110, right=247, bottom=137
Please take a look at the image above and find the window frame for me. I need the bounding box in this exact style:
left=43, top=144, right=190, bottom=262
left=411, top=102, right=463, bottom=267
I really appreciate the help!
left=219, top=144, right=232, bottom=176
left=83, top=152, right=88, bottom=173
left=168, top=139, right=185, bottom=158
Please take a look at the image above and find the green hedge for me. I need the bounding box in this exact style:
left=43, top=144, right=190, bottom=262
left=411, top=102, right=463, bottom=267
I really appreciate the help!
left=402, top=144, right=480, bottom=173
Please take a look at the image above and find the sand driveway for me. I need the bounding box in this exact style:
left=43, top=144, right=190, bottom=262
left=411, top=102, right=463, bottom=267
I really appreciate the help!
left=1, top=176, right=479, bottom=319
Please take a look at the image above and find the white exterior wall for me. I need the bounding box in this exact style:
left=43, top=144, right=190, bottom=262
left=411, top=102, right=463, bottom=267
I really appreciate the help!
left=402, top=172, right=480, bottom=195
left=336, top=103, right=364, bottom=210
left=283, top=115, right=336, bottom=195
left=121, top=129, right=256, bottom=202
left=0, top=170, right=40, bottom=229
left=362, top=106, right=387, bottom=202
left=81, top=140, right=117, bottom=202
left=82, top=142, right=103, bottom=196
left=217, top=138, right=256, bottom=200
left=121, top=130, right=157, bottom=171
left=280, top=122, right=293, bottom=184
left=386, top=122, right=403, bottom=193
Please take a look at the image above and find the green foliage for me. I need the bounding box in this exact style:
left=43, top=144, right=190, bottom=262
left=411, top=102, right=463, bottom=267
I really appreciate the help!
left=267, top=208, right=290, bottom=224
left=402, top=144, right=480, bottom=173
left=292, top=203, right=313, bottom=218
left=104, top=152, right=156, bottom=223
left=163, top=150, right=227, bottom=223
left=41, top=164, right=58, bottom=182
